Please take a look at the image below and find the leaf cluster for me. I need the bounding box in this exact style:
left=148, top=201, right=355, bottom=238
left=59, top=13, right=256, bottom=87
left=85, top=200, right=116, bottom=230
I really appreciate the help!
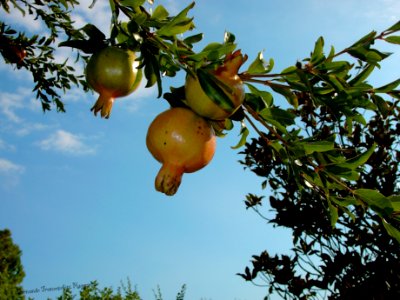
left=0, top=0, right=87, bottom=112
left=237, top=51, right=400, bottom=298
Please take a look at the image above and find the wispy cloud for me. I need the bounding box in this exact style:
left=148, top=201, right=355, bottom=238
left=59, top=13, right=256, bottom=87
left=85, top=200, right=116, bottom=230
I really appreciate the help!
left=0, top=4, right=43, bottom=33
left=0, top=88, right=30, bottom=123
left=0, top=88, right=51, bottom=136
left=36, top=129, right=96, bottom=155
left=0, top=158, right=24, bottom=173
left=0, top=158, right=25, bottom=189
left=0, top=139, right=16, bottom=151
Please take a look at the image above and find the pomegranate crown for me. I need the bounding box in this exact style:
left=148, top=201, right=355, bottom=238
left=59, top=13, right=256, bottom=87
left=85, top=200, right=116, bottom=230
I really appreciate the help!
left=215, top=50, right=248, bottom=76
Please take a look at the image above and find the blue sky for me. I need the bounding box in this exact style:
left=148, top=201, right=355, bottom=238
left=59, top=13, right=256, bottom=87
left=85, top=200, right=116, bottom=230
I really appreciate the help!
left=0, top=0, right=399, bottom=299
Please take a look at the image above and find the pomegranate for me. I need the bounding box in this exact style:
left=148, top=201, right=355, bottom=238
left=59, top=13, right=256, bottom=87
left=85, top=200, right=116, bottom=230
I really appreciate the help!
left=85, top=46, right=142, bottom=118
left=185, top=50, right=247, bottom=120
left=146, top=107, right=216, bottom=196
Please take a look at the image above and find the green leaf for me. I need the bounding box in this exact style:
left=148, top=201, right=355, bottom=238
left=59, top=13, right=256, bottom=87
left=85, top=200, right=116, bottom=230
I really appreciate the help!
left=143, top=54, right=162, bottom=97
left=224, top=31, right=236, bottom=44
left=247, top=52, right=273, bottom=74
left=245, top=83, right=273, bottom=108
left=120, top=0, right=145, bottom=8
left=340, top=143, right=376, bottom=169
left=260, top=107, right=295, bottom=127
left=389, top=195, right=400, bottom=211
left=386, top=20, right=400, bottom=32
left=374, top=78, right=400, bottom=93
left=187, top=43, right=236, bottom=61
left=317, top=61, right=351, bottom=74
left=348, top=46, right=390, bottom=64
left=325, top=166, right=360, bottom=181
left=270, top=83, right=298, bottom=108
left=328, top=198, right=339, bottom=227
left=196, top=69, right=235, bottom=112
left=156, top=2, right=195, bottom=37
left=82, top=24, right=106, bottom=41
left=354, top=189, right=393, bottom=215
left=152, top=5, right=169, bottom=20
left=258, top=107, right=295, bottom=134
left=350, top=30, right=377, bottom=48
left=382, top=219, right=400, bottom=244
left=372, top=95, right=390, bottom=117
left=310, top=36, right=325, bottom=65
left=330, top=196, right=360, bottom=207
left=384, top=35, right=400, bottom=45
left=303, top=140, right=334, bottom=155
left=58, top=39, right=105, bottom=54
left=231, top=125, right=249, bottom=149
left=349, top=64, right=375, bottom=85
left=183, top=33, right=203, bottom=45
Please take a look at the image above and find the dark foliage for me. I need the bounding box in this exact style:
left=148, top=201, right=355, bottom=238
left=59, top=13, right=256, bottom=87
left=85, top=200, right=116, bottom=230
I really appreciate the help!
left=238, top=94, right=400, bottom=299
left=0, top=229, right=25, bottom=299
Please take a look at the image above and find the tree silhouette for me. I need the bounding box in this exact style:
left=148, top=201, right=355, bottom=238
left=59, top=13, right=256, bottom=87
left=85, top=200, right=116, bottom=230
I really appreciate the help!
left=0, top=229, right=25, bottom=299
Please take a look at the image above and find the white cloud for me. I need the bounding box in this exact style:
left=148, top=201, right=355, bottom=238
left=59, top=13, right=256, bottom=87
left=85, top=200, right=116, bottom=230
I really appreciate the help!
left=0, top=88, right=51, bottom=136
left=15, top=122, right=51, bottom=137
left=0, top=5, right=43, bottom=33
left=0, top=158, right=25, bottom=189
left=0, top=88, right=29, bottom=123
left=0, top=139, right=16, bottom=152
left=37, top=129, right=96, bottom=155
left=71, top=0, right=113, bottom=36
left=119, top=83, right=158, bottom=112
left=0, top=158, right=24, bottom=173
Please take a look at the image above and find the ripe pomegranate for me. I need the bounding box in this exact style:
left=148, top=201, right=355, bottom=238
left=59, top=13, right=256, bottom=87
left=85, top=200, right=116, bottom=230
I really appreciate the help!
left=185, top=50, right=247, bottom=120
left=146, top=107, right=216, bottom=196
left=85, top=46, right=142, bottom=118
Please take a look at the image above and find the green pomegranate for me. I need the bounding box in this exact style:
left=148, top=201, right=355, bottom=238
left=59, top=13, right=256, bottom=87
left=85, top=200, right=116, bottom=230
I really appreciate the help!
left=85, top=46, right=142, bottom=118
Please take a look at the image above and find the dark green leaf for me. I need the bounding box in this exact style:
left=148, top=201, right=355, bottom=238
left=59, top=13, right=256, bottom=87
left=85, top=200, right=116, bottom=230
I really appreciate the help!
left=386, top=20, right=400, bottom=32
left=350, top=30, right=377, bottom=48
left=354, top=189, right=393, bottom=215
left=325, top=166, right=359, bottom=181
left=348, top=46, right=389, bottom=64
left=120, top=0, right=145, bottom=8
left=340, top=143, right=376, bottom=169
left=144, top=54, right=162, bottom=97
left=270, top=83, right=298, bottom=108
left=310, top=36, right=325, bottom=65
left=82, top=24, right=106, bottom=41
left=349, top=64, right=375, bottom=85
left=183, top=33, right=203, bottom=45
left=224, top=31, right=235, bottom=44
left=231, top=125, right=249, bottom=149
left=372, top=95, right=390, bottom=117
left=374, top=78, right=400, bottom=93
left=196, top=69, right=235, bottom=112
left=389, top=195, right=400, bottom=211
left=328, top=198, right=339, bottom=227
left=246, top=83, right=273, bottom=108
left=58, top=39, right=105, bottom=54
left=303, top=140, right=334, bottom=155
left=382, top=220, right=400, bottom=244
left=259, top=107, right=295, bottom=134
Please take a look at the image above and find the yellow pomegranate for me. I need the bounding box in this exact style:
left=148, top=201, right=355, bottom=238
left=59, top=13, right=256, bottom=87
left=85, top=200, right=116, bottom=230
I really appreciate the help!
left=85, top=46, right=142, bottom=118
left=185, top=50, right=247, bottom=120
left=146, top=107, right=216, bottom=196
